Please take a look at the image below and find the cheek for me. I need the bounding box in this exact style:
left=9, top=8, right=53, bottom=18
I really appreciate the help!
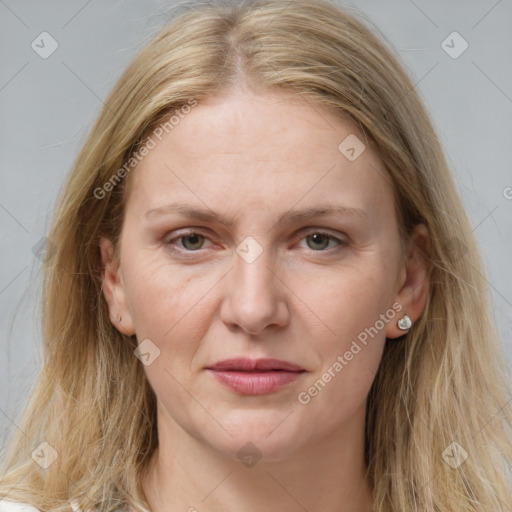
left=122, top=256, right=212, bottom=403
left=295, top=290, right=386, bottom=441
left=123, top=249, right=203, bottom=331
left=291, top=263, right=392, bottom=427
left=295, top=341, right=383, bottom=445
left=121, top=250, right=222, bottom=375
left=295, top=260, right=394, bottom=345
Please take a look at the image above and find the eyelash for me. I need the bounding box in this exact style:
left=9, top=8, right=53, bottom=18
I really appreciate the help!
left=164, top=229, right=347, bottom=258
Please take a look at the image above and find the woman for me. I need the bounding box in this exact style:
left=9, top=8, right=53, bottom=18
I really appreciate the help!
left=1, top=0, right=511, bottom=511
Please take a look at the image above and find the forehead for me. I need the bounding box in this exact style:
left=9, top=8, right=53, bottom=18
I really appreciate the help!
left=127, top=88, right=394, bottom=221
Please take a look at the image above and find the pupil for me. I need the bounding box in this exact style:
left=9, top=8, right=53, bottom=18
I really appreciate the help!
left=184, top=234, right=202, bottom=250
left=309, top=233, right=328, bottom=250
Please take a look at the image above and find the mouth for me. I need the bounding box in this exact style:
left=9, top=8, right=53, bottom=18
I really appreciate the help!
left=205, top=358, right=306, bottom=395
left=206, top=357, right=305, bottom=372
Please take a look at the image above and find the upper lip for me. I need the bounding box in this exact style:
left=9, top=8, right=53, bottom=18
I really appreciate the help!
left=207, top=357, right=305, bottom=372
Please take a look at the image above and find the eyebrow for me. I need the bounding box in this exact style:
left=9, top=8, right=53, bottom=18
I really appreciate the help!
left=144, top=201, right=369, bottom=227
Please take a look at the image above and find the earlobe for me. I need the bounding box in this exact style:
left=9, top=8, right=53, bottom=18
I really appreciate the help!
left=386, top=223, right=431, bottom=339
left=99, top=237, right=136, bottom=336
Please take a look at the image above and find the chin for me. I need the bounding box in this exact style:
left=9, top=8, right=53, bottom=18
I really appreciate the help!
left=202, top=412, right=306, bottom=464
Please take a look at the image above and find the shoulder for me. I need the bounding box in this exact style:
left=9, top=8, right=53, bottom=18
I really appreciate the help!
left=0, top=501, right=41, bottom=512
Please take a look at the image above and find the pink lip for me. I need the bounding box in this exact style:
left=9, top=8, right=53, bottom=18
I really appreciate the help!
left=207, top=357, right=304, bottom=372
left=207, top=370, right=304, bottom=394
left=206, top=358, right=306, bottom=395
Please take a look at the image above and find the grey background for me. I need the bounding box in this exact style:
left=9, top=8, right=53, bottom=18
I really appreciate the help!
left=1, top=0, right=511, bottom=445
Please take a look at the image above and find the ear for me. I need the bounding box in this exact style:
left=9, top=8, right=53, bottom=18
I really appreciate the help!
left=99, top=237, right=136, bottom=336
left=386, top=223, right=431, bottom=339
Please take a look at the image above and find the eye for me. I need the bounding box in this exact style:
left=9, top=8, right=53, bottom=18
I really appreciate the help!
left=164, top=229, right=347, bottom=257
left=166, top=231, right=213, bottom=253
left=300, top=231, right=345, bottom=251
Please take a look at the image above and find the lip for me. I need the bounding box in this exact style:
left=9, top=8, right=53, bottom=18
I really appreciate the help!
left=206, top=358, right=306, bottom=395
left=207, top=357, right=304, bottom=372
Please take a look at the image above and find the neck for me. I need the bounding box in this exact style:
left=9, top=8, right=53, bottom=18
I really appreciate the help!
left=140, top=403, right=373, bottom=512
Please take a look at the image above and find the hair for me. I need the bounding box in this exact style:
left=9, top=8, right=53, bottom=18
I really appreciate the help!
left=1, top=0, right=511, bottom=510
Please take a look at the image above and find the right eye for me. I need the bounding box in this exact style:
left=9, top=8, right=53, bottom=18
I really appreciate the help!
left=164, top=230, right=215, bottom=257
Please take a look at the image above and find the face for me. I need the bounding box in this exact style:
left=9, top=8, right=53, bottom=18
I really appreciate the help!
left=100, top=86, right=428, bottom=463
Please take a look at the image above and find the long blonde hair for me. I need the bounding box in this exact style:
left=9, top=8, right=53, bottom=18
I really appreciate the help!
left=1, top=1, right=511, bottom=510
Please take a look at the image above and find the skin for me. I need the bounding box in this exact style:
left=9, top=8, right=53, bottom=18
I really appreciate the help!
left=100, top=84, right=430, bottom=512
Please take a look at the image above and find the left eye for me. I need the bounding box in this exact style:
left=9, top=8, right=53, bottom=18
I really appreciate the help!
left=300, top=232, right=344, bottom=251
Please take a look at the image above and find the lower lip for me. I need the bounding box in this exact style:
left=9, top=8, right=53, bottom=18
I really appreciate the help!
left=207, top=370, right=304, bottom=395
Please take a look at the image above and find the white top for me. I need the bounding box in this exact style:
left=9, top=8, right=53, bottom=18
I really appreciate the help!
left=0, top=500, right=83, bottom=512
left=0, top=501, right=41, bottom=512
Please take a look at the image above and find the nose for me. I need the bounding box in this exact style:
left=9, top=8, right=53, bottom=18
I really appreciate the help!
left=219, top=244, right=290, bottom=336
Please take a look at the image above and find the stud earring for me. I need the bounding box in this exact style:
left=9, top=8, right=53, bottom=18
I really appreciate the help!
left=398, top=314, right=412, bottom=330
left=116, top=314, right=122, bottom=322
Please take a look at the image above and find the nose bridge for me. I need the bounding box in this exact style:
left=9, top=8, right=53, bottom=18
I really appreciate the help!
left=221, top=236, right=288, bottom=334
left=233, top=238, right=277, bottom=304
